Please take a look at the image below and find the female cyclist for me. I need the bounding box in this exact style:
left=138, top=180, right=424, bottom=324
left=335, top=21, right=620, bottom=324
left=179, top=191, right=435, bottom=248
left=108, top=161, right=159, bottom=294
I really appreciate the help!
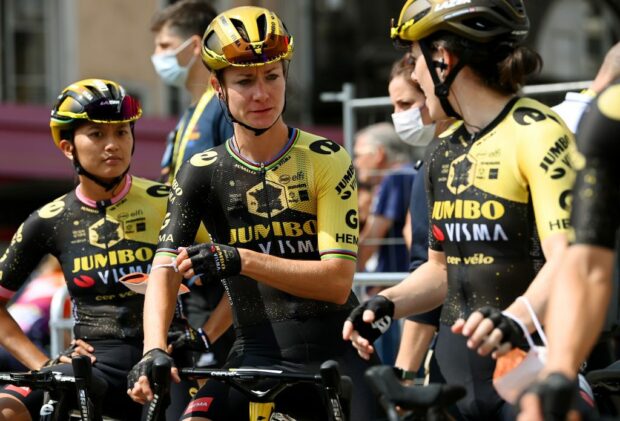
left=0, top=79, right=222, bottom=420
left=344, top=0, right=579, bottom=419
left=128, top=6, right=378, bottom=421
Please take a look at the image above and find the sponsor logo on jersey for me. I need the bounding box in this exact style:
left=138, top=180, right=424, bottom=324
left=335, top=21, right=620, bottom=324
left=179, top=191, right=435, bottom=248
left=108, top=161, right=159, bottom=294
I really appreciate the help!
left=73, top=275, right=96, bottom=288
left=432, top=199, right=505, bottom=220
left=88, top=216, right=123, bottom=248
left=447, top=253, right=495, bottom=265
left=336, top=233, right=358, bottom=245
left=257, top=239, right=317, bottom=255
left=559, top=189, right=572, bottom=211
left=434, top=0, right=471, bottom=12
left=345, top=209, right=358, bottom=229
left=247, top=180, right=287, bottom=218
left=335, top=164, right=356, bottom=200
left=513, top=106, right=561, bottom=126
left=539, top=135, right=573, bottom=177
left=432, top=225, right=445, bottom=242
left=146, top=184, right=170, bottom=198
left=169, top=179, right=184, bottom=204
left=309, top=139, right=341, bottom=155
left=71, top=247, right=154, bottom=273
left=95, top=290, right=136, bottom=300
left=548, top=218, right=570, bottom=231
left=38, top=199, right=65, bottom=219
left=229, top=220, right=317, bottom=244
left=190, top=150, right=218, bottom=167
left=278, top=171, right=305, bottom=185
left=447, top=154, right=476, bottom=194
left=444, top=223, right=509, bottom=242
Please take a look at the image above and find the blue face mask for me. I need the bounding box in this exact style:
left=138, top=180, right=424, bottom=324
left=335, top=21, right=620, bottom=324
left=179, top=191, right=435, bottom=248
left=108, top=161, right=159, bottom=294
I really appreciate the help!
left=151, top=37, right=197, bottom=88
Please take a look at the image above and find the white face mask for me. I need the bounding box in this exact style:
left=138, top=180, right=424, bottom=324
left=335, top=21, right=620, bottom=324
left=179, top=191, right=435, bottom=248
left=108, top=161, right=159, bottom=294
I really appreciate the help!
left=391, top=106, right=436, bottom=147
left=151, top=37, right=197, bottom=88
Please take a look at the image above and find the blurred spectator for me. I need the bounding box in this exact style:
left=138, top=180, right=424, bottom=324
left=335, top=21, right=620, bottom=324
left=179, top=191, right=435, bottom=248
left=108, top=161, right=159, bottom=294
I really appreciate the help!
left=354, top=122, right=416, bottom=364
left=0, top=255, right=65, bottom=371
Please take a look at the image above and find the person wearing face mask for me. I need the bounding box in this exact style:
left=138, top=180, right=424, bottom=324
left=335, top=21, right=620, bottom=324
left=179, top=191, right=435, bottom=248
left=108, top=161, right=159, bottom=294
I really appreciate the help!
left=150, top=0, right=233, bottom=184
left=389, top=53, right=454, bottom=384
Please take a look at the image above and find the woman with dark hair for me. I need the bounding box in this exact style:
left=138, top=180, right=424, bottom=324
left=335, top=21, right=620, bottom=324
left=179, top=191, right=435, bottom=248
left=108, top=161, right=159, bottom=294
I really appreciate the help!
left=344, top=1, right=582, bottom=419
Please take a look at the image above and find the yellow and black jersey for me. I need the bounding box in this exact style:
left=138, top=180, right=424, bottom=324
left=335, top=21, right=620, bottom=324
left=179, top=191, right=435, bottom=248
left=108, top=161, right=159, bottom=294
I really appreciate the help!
left=0, top=176, right=208, bottom=340
left=158, top=127, right=360, bottom=328
left=426, top=97, right=576, bottom=325
left=571, top=81, right=620, bottom=249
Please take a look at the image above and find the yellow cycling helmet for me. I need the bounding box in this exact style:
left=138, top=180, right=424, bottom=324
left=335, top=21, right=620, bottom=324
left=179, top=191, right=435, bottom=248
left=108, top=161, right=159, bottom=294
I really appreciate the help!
left=201, top=6, right=293, bottom=71
left=50, top=78, right=142, bottom=148
left=391, top=0, right=529, bottom=45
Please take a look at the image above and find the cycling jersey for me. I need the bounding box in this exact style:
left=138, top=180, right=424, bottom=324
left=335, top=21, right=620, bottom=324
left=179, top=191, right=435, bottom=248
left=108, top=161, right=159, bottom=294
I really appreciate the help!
left=0, top=175, right=206, bottom=339
left=158, top=127, right=360, bottom=328
left=426, top=97, right=576, bottom=325
left=571, top=81, right=620, bottom=249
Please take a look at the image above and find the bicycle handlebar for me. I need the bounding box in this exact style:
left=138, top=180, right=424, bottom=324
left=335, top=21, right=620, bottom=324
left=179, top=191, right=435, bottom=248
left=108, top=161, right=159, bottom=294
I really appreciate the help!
left=365, top=365, right=465, bottom=421
left=145, top=357, right=171, bottom=421
left=180, top=360, right=350, bottom=421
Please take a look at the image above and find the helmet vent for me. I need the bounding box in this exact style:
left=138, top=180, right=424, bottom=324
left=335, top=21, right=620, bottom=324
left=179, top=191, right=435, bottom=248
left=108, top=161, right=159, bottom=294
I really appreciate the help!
left=256, top=14, right=267, bottom=40
left=230, top=18, right=250, bottom=42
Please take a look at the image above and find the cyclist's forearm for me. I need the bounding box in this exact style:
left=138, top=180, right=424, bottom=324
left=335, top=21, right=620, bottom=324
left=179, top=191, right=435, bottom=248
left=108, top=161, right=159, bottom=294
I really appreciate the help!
left=545, top=245, right=614, bottom=377
left=238, top=249, right=354, bottom=304
left=201, top=295, right=233, bottom=343
left=0, top=305, right=48, bottom=369
left=381, top=251, right=447, bottom=319
left=143, top=263, right=183, bottom=352
left=395, top=320, right=435, bottom=372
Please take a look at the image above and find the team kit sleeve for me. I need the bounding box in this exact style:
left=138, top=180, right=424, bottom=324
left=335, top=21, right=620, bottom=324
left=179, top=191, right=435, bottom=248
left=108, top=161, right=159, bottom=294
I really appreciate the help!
left=155, top=160, right=209, bottom=258
left=516, top=111, right=576, bottom=241
left=0, top=216, right=52, bottom=301
left=314, top=145, right=359, bottom=261
left=570, top=84, right=620, bottom=248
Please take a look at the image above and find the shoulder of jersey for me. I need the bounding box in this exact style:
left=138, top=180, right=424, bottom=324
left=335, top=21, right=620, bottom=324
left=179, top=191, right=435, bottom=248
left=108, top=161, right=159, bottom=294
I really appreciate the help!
left=131, top=176, right=171, bottom=199
left=188, top=144, right=223, bottom=168
left=438, top=120, right=464, bottom=139
left=509, top=97, right=568, bottom=130
left=296, top=129, right=349, bottom=160
left=37, top=193, right=70, bottom=220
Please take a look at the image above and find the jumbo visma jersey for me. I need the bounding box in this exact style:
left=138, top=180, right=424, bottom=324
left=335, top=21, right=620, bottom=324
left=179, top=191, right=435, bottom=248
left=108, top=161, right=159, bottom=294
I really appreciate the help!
left=427, top=97, right=577, bottom=325
left=571, top=81, right=620, bottom=249
left=158, top=127, right=360, bottom=328
left=0, top=176, right=206, bottom=339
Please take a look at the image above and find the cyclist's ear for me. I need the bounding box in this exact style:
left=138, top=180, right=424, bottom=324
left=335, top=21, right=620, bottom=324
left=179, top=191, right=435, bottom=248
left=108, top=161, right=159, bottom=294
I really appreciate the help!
left=58, top=139, right=74, bottom=159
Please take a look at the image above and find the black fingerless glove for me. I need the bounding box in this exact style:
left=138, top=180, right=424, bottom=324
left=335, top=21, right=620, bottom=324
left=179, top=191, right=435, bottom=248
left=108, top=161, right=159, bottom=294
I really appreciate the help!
left=168, top=322, right=211, bottom=353
left=477, top=306, right=526, bottom=349
left=347, top=295, right=395, bottom=343
left=186, top=243, right=241, bottom=280
left=520, top=373, right=578, bottom=421
left=40, top=345, right=75, bottom=369
left=127, top=348, right=174, bottom=389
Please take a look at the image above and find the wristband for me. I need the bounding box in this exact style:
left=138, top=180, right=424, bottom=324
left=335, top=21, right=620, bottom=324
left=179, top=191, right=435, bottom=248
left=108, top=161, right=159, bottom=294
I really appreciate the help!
left=393, top=366, right=416, bottom=381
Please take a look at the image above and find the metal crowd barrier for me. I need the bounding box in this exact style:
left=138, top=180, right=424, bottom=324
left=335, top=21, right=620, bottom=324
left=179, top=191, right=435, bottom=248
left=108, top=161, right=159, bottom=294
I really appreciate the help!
left=48, top=272, right=410, bottom=356
left=320, top=80, right=593, bottom=153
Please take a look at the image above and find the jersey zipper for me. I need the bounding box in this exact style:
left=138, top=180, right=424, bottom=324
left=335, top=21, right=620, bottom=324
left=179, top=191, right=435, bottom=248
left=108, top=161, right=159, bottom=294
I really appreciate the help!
left=259, top=162, right=278, bottom=256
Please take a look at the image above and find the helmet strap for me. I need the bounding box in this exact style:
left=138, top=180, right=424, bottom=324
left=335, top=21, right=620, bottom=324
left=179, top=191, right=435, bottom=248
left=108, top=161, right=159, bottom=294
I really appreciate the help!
left=72, top=145, right=130, bottom=192
left=420, top=41, right=469, bottom=120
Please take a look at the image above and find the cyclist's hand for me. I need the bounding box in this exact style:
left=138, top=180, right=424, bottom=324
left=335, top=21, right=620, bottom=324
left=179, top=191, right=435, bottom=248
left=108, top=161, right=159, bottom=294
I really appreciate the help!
left=452, top=306, right=523, bottom=357
left=177, top=243, right=241, bottom=280
left=40, top=343, right=77, bottom=369
left=343, top=295, right=395, bottom=360
left=168, top=321, right=211, bottom=353
left=60, top=339, right=96, bottom=364
left=517, top=373, right=580, bottom=421
left=127, top=348, right=179, bottom=404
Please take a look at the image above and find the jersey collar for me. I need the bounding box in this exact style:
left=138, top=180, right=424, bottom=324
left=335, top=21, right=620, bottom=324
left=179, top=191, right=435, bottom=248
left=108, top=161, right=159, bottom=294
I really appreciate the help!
left=75, top=174, right=132, bottom=208
left=226, top=127, right=299, bottom=171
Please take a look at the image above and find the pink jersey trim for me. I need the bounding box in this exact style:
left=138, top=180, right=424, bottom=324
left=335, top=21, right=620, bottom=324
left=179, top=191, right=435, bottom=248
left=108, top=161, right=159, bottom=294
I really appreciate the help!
left=75, top=175, right=132, bottom=207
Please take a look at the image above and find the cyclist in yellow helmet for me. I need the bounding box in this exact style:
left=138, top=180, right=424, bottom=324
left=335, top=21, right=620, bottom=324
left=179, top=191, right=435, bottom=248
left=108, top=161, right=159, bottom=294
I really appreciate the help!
left=128, top=6, right=379, bottom=421
left=343, top=0, right=593, bottom=419
left=0, top=78, right=222, bottom=420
